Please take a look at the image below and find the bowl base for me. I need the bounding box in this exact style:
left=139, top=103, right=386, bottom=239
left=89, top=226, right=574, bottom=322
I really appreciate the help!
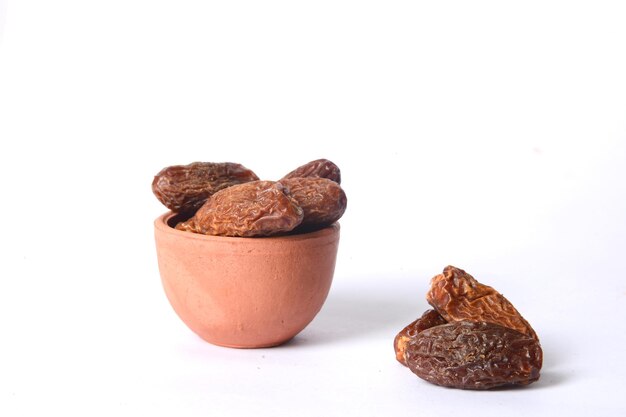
left=200, top=335, right=295, bottom=349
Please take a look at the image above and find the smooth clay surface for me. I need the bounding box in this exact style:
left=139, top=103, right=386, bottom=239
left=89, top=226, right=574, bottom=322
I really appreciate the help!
left=154, top=212, right=340, bottom=348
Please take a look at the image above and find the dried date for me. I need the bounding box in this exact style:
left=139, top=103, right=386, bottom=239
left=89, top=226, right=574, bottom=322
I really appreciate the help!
left=176, top=181, right=303, bottom=237
left=426, top=266, right=538, bottom=340
left=404, top=321, right=543, bottom=390
left=280, top=178, right=347, bottom=231
left=152, top=162, right=259, bottom=215
left=394, top=309, right=447, bottom=366
left=281, top=159, right=341, bottom=184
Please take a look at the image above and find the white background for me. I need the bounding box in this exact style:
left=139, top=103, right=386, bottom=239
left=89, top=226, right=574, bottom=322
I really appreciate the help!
left=1, top=1, right=626, bottom=416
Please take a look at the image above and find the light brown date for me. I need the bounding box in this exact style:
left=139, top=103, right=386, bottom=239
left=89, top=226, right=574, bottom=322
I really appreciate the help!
left=280, top=178, right=347, bottom=231
left=152, top=162, right=259, bottom=215
left=426, top=266, right=538, bottom=340
left=404, top=321, right=543, bottom=390
left=281, top=159, right=341, bottom=184
left=176, top=181, right=303, bottom=237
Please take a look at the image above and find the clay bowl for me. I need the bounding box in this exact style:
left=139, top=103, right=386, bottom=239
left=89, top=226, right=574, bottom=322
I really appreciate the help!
left=154, top=212, right=340, bottom=348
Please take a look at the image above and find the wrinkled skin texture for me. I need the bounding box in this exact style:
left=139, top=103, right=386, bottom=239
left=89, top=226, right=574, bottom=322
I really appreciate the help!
left=281, top=159, right=341, bottom=184
left=404, top=321, right=543, bottom=390
left=281, top=178, right=347, bottom=232
left=426, top=266, right=538, bottom=340
left=394, top=309, right=447, bottom=366
left=152, top=162, right=259, bottom=215
left=176, top=181, right=303, bottom=237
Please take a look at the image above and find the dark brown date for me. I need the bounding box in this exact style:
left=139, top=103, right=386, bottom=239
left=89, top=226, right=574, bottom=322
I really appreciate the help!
left=280, top=178, right=347, bottom=231
left=152, top=162, right=259, bottom=215
left=281, top=159, right=341, bottom=184
left=176, top=181, right=303, bottom=237
left=394, top=309, right=447, bottom=366
left=404, top=321, right=543, bottom=390
left=426, top=266, right=538, bottom=340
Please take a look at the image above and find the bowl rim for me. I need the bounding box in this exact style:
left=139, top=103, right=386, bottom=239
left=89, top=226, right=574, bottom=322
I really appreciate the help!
left=154, top=211, right=340, bottom=243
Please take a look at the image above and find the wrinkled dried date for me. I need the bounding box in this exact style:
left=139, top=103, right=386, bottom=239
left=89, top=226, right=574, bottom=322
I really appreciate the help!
left=404, top=321, right=543, bottom=390
left=394, top=309, right=446, bottom=366
left=176, top=181, right=303, bottom=237
left=281, top=178, right=347, bottom=231
left=395, top=266, right=542, bottom=390
left=426, top=266, right=538, bottom=340
left=152, top=162, right=259, bottom=215
left=281, top=159, right=341, bottom=184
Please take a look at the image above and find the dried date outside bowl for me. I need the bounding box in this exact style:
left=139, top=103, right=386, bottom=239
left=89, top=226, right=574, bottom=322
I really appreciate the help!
left=154, top=211, right=340, bottom=348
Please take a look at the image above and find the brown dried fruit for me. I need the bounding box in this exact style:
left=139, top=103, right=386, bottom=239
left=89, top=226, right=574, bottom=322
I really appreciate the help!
left=281, top=159, right=341, bottom=184
left=404, top=321, right=543, bottom=390
left=281, top=178, right=347, bottom=231
left=426, top=266, right=538, bottom=340
left=176, top=181, right=303, bottom=237
left=394, top=309, right=447, bottom=366
left=152, top=162, right=259, bottom=215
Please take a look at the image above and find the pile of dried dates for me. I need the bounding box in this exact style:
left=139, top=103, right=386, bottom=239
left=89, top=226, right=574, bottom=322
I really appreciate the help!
left=394, top=266, right=543, bottom=389
left=152, top=159, right=347, bottom=237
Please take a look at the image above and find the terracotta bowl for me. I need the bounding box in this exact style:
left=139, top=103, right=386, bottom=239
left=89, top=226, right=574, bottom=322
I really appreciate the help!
left=154, top=212, right=340, bottom=348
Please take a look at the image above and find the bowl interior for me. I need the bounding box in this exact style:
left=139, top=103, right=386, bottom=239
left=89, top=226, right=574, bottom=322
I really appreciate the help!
left=164, top=211, right=338, bottom=237
left=166, top=211, right=193, bottom=228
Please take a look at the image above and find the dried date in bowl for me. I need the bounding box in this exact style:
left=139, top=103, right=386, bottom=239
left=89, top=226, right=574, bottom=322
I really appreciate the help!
left=177, top=181, right=304, bottom=237
left=281, top=159, right=341, bottom=184
left=281, top=177, right=347, bottom=232
left=152, top=162, right=259, bottom=215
